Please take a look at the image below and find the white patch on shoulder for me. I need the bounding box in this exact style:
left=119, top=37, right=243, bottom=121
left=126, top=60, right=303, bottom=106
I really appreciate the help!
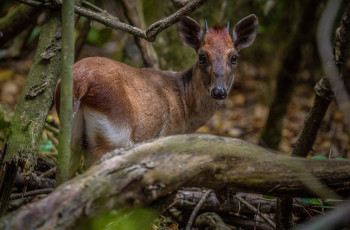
left=83, top=107, right=131, bottom=149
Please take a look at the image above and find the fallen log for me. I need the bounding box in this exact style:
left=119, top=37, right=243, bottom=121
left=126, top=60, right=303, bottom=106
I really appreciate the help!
left=1, top=134, right=350, bottom=229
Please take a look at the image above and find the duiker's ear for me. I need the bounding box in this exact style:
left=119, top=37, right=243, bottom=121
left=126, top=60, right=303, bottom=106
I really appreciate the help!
left=232, top=14, right=258, bottom=52
left=177, top=17, right=203, bottom=51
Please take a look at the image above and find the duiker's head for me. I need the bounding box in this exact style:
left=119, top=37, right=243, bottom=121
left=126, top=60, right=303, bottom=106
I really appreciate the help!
left=178, top=15, right=258, bottom=100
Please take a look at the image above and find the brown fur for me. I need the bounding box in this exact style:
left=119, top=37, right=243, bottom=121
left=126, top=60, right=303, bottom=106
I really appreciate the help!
left=55, top=15, right=258, bottom=169
left=201, top=27, right=236, bottom=92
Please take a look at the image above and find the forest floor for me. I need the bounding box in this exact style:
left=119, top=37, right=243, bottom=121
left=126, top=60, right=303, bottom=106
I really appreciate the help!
left=0, top=57, right=348, bottom=159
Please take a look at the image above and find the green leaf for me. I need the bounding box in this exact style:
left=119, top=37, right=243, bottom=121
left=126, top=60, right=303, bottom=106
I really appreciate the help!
left=301, top=198, right=312, bottom=203
left=263, top=195, right=276, bottom=199
left=310, top=155, right=327, bottom=160
left=301, top=198, right=321, bottom=205
left=46, top=115, right=53, bottom=123
left=334, top=157, right=347, bottom=161
left=313, top=205, right=336, bottom=209
left=28, top=26, right=41, bottom=43
left=40, top=139, right=54, bottom=152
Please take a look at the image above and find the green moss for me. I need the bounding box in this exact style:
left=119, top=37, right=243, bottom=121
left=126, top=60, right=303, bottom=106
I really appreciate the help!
left=0, top=11, right=62, bottom=214
left=5, top=11, right=62, bottom=163
left=79, top=208, right=157, bottom=230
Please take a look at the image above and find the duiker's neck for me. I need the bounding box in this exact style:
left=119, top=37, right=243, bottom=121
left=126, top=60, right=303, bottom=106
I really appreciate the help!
left=179, top=65, right=222, bottom=132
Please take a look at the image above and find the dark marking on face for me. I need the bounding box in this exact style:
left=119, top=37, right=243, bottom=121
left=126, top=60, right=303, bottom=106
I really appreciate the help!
left=198, top=26, right=236, bottom=98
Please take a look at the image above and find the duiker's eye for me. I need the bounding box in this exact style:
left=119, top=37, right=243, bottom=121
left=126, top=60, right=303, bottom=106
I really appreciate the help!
left=199, top=54, right=207, bottom=64
left=231, top=55, right=237, bottom=64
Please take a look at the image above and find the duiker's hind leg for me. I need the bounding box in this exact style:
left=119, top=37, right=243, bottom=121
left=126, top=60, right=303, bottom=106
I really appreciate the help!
left=69, top=106, right=85, bottom=178
left=83, top=107, right=132, bottom=163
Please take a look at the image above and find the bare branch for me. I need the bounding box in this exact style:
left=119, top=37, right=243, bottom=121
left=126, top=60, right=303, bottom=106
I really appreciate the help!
left=185, top=189, right=212, bottom=230
left=39, top=167, right=56, bottom=179
left=44, top=123, right=59, bottom=135
left=234, top=194, right=276, bottom=229
left=17, top=0, right=208, bottom=42
left=73, top=5, right=147, bottom=37
left=17, top=0, right=51, bottom=7
left=14, top=173, right=55, bottom=190
left=10, top=188, right=53, bottom=200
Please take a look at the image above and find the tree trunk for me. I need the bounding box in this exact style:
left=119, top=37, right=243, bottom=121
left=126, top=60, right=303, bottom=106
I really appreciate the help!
left=1, top=134, right=350, bottom=229
left=292, top=78, right=334, bottom=157
left=0, top=10, right=62, bottom=215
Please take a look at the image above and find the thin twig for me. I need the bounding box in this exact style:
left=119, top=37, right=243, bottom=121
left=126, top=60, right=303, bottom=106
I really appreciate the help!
left=294, top=198, right=313, bottom=217
left=74, top=5, right=145, bottom=37
left=10, top=188, right=53, bottom=200
left=46, top=131, right=58, bottom=150
left=307, top=208, right=324, bottom=215
left=17, top=0, right=51, bottom=7
left=82, top=0, right=105, bottom=14
left=44, top=123, right=59, bottom=135
left=234, top=194, right=276, bottom=229
left=39, top=167, right=56, bottom=178
left=253, top=200, right=260, bottom=230
left=185, top=189, right=212, bottom=230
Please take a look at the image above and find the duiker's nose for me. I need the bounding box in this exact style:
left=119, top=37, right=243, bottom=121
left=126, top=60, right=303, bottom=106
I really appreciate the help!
left=211, top=86, right=227, bottom=100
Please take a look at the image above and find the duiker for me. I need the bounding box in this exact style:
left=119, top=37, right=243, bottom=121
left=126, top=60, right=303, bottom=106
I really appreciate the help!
left=55, top=15, right=258, bottom=176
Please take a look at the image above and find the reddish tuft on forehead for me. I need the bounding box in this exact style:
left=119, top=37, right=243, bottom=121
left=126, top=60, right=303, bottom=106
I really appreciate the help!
left=203, top=26, right=233, bottom=47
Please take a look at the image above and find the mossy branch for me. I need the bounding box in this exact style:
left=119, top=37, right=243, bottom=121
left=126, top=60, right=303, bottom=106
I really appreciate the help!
left=0, top=10, right=62, bottom=216
left=1, top=134, right=350, bottom=229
